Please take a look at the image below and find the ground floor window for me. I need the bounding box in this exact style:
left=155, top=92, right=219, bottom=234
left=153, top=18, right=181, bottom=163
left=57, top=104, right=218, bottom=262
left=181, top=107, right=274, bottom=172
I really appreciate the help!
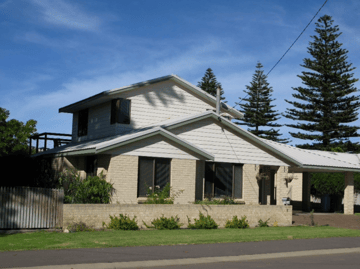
left=138, top=157, right=171, bottom=197
left=204, top=162, right=243, bottom=199
left=85, top=155, right=97, bottom=177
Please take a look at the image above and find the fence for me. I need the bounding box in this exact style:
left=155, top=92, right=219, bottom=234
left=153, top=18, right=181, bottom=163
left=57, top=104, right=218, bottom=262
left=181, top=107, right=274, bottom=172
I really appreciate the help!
left=0, top=186, right=64, bottom=229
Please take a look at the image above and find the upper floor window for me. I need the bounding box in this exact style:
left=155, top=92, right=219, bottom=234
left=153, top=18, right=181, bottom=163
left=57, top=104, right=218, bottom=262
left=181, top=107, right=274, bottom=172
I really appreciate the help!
left=111, top=98, right=131, bottom=125
left=78, top=109, right=88, bottom=137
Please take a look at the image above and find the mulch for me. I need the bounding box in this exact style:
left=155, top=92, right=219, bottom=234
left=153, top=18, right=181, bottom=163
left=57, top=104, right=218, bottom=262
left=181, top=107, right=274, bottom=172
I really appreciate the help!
left=292, top=213, right=360, bottom=229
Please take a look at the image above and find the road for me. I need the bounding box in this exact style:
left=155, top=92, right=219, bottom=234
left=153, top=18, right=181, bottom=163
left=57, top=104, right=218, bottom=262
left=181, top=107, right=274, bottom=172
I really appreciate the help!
left=1, top=237, right=360, bottom=268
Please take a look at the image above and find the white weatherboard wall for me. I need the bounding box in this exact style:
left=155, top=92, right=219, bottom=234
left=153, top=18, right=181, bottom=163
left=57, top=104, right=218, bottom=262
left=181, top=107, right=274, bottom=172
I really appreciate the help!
left=106, top=135, right=205, bottom=160
left=171, top=118, right=288, bottom=166
left=72, top=80, right=215, bottom=142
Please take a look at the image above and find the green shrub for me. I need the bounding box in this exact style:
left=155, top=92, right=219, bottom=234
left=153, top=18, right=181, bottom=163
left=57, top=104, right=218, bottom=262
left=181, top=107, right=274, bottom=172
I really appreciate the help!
left=143, top=215, right=183, bottom=230
left=67, top=221, right=94, bottom=232
left=59, top=169, right=114, bottom=204
left=102, top=214, right=139, bottom=230
left=187, top=212, right=218, bottom=229
left=225, top=216, right=249, bottom=229
left=258, top=218, right=270, bottom=227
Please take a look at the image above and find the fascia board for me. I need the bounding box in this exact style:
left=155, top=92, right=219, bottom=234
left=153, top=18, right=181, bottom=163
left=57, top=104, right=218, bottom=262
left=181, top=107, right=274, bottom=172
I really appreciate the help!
left=32, top=148, right=96, bottom=157
left=292, top=165, right=360, bottom=173
left=59, top=75, right=175, bottom=113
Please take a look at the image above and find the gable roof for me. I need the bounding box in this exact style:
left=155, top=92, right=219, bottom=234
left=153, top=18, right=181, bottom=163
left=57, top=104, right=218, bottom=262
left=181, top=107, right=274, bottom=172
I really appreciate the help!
left=34, top=110, right=360, bottom=172
left=33, top=125, right=214, bottom=160
left=58, top=74, right=243, bottom=119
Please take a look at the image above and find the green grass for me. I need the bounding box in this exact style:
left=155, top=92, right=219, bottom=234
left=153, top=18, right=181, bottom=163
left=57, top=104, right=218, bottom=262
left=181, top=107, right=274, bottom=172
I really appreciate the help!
left=1, top=226, right=360, bottom=252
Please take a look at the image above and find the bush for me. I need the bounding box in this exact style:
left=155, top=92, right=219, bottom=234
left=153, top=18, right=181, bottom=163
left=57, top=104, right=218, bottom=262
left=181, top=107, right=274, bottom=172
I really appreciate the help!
left=59, top=169, right=114, bottom=204
left=143, top=215, right=183, bottom=230
left=67, top=221, right=94, bottom=232
left=225, top=216, right=249, bottom=229
left=258, top=218, right=270, bottom=227
left=187, top=212, right=218, bottom=229
left=102, top=214, right=139, bottom=230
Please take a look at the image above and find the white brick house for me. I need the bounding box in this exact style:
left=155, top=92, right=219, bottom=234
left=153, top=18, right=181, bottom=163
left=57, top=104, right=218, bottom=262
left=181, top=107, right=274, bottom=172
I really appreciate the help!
left=35, top=75, right=359, bottom=214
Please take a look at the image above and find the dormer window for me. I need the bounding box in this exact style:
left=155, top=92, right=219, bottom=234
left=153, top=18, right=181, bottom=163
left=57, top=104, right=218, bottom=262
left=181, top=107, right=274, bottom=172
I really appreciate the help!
left=78, top=108, right=88, bottom=137
left=111, top=98, right=131, bottom=124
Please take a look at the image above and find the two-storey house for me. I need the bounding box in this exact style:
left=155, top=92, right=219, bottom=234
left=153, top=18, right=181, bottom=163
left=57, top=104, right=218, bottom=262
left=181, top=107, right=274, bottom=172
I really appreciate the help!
left=35, top=75, right=358, bottom=213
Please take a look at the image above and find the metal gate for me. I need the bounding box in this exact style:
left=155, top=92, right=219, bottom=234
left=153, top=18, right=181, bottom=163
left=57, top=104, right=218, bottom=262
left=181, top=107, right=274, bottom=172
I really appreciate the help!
left=0, top=186, right=64, bottom=229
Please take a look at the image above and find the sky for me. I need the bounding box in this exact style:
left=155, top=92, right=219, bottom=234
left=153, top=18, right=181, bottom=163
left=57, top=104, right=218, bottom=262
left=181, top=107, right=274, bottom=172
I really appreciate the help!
left=1, top=0, right=360, bottom=147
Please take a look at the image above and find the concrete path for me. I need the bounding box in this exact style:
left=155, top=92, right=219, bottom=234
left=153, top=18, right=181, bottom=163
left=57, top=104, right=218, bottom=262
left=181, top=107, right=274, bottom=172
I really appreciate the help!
left=1, top=237, right=360, bottom=268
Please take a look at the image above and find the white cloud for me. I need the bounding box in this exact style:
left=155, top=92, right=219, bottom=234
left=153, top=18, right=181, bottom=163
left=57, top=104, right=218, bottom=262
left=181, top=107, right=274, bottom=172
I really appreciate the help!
left=30, top=0, right=100, bottom=31
left=18, top=31, right=79, bottom=48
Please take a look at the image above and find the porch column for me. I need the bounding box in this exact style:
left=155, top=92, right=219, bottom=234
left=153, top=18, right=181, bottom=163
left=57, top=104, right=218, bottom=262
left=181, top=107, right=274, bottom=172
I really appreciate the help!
left=344, top=172, right=354, bottom=215
left=275, top=166, right=288, bottom=205
left=302, top=172, right=311, bottom=212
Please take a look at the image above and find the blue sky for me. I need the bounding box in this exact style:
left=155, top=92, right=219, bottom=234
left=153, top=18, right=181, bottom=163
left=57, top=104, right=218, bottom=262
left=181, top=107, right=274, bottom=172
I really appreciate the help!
left=1, top=0, right=360, bottom=147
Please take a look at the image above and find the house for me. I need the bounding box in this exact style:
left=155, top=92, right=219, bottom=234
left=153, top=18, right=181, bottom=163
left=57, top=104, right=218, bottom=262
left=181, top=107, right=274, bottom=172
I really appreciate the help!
left=35, top=75, right=359, bottom=214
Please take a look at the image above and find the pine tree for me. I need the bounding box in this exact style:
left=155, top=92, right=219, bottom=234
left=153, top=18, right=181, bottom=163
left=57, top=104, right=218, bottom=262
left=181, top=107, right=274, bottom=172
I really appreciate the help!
left=237, top=62, right=289, bottom=143
left=284, top=15, right=360, bottom=151
left=197, top=68, right=225, bottom=101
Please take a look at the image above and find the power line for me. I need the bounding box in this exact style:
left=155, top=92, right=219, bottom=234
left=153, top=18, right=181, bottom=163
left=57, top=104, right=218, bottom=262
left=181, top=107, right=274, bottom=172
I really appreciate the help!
left=233, top=0, right=329, bottom=109
left=266, top=0, right=329, bottom=76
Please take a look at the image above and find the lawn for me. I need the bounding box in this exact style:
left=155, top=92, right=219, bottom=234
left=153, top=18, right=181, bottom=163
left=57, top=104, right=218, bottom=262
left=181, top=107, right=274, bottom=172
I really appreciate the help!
left=1, top=226, right=360, bottom=252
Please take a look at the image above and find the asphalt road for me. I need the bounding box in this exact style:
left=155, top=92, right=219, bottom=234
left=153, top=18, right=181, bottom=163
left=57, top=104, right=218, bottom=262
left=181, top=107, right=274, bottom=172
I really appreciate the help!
left=1, top=237, right=360, bottom=268
left=143, top=252, right=360, bottom=269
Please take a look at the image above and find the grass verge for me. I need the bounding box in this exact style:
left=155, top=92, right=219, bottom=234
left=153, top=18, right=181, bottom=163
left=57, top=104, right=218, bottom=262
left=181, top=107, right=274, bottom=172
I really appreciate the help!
left=1, top=226, right=360, bottom=252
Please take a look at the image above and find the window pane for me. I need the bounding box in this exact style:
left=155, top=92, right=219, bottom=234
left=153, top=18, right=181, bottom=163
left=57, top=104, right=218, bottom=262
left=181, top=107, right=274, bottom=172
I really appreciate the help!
left=214, top=163, right=232, bottom=197
left=204, top=162, right=214, bottom=198
left=118, top=99, right=131, bottom=124
left=234, top=165, right=243, bottom=199
left=138, top=158, right=153, bottom=197
left=155, top=158, right=170, bottom=191
left=78, top=109, right=88, bottom=137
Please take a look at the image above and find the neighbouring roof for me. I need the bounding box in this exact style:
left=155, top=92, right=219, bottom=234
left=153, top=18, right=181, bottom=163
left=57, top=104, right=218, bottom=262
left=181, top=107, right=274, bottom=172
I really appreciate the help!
left=58, top=74, right=243, bottom=119
left=34, top=110, right=360, bottom=172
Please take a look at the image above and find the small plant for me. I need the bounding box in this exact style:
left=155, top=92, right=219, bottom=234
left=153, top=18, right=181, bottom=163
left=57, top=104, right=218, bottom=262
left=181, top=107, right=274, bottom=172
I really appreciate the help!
left=273, top=221, right=278, bottom=227
left=194, top=196, right=243, bottom=205
left=144, top=183, right=184, bottom=204
left=102, top=214, right=139, bottom=230
left=225, top=216, right=249, bottom=229
left=310, top=209, right=315, bottom=226
left=187, top=212, right=218, bottom=229
left=67, top=221, right=94, bottom=232
left=143, top=215, right=183, bottom=230
left=258, top=218, right=270, bottom=227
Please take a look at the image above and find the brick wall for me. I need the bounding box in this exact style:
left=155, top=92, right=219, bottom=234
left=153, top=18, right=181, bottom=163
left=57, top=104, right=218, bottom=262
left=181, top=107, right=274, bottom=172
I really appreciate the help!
left=63, top=204, right=292, bottom=229
left=108, top=155, right=139, bottom=204
left=242, top=164, right=260, bottom=205
left=170, top=159, right=197, bottom=204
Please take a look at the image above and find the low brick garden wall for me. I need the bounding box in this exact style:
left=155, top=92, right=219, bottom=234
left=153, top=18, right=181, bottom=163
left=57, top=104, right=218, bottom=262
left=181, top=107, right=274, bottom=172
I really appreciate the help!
left=63, top=204, right=292, bottom=229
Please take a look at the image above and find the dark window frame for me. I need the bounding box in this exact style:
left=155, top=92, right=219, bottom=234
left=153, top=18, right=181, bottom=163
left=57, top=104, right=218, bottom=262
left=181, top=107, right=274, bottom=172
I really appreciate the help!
left=137, top=157, right=171, bottom=197
left=111, top=98, right=131, bottom=125
left=78, top=109, right=88, bottom=137
left=205, top=162, right=243, bottom=199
